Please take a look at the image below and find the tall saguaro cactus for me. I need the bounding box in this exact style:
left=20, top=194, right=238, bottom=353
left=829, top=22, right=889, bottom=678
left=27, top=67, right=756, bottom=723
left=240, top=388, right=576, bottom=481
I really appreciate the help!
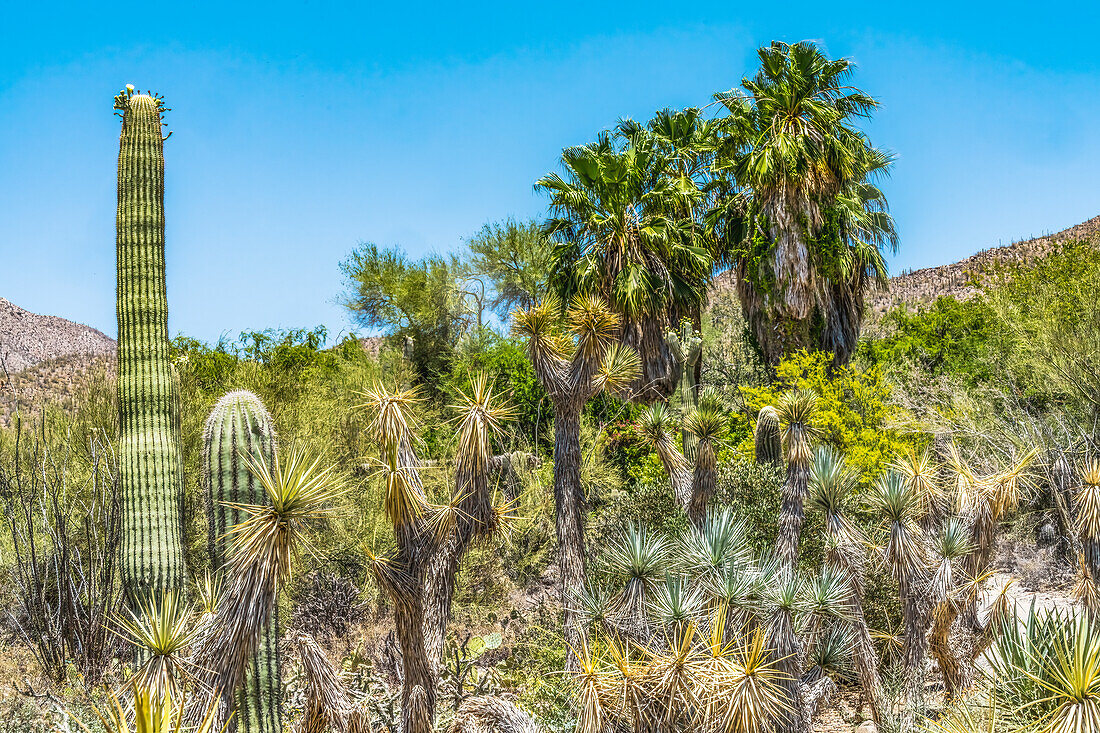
left=204, top=391, right=282, bottom=733
left=115, top=86, right=186, bottom=604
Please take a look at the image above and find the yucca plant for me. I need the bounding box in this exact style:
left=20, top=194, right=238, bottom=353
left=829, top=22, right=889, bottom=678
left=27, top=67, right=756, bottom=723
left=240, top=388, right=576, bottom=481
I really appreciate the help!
left=186, top=444, right=342, bottom=727
left=115, top=592, right=202, bottom=702
left=808, top=445, right=884, bottom=724
left=638, top=389, right=730, bottom=526
left=927, top=517, right=977, bottom=699
left=1076, top=458, right=1100, bottom=620
left=360, top=373, right=516, bottom=733
left=78, top=683, right=222, bottom=733
left=513, top=294, right=640, bottom=669
left=773, top=389, right=819, bottom=573
left=602, top=524, right=668, bottom=639
left=871, top=469, right=930, bottom=706
left=986, top=605, right=1100, bottom=733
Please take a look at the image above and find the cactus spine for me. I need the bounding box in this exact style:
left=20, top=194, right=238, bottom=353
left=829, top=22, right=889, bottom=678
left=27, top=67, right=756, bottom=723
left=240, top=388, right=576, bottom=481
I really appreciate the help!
left=754, top=405, right=782, bottom=465
left=115, top=87, right=186, bottom=604
left=204, top=391, right=282, bottom=733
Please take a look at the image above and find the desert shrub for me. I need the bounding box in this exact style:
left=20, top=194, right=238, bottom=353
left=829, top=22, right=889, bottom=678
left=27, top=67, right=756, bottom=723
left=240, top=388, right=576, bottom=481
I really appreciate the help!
left=741, top=350, right=913, bottom=483
left=290, top=571, right=367, bottom=642
left=857, top=296, right=1001, bottom=387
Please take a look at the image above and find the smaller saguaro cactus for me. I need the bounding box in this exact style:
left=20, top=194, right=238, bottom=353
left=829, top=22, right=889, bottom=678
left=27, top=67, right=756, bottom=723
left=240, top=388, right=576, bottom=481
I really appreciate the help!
left=204, top=390, right=282, bottom=733
left=754, top=405, right=782, bottom=466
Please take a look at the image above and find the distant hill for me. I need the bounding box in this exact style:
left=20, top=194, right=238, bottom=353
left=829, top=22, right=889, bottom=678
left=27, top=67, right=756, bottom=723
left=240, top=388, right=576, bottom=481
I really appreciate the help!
left=868, top=215, right=1100, bottom=314
left=0, top=298, right=115, bottom=426
left=0, top=297, right=115, bottom=374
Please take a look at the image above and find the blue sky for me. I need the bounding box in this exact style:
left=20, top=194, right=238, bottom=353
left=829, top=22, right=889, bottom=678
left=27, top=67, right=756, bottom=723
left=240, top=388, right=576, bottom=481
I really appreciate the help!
left=2, top=2, right=1098, bottom=343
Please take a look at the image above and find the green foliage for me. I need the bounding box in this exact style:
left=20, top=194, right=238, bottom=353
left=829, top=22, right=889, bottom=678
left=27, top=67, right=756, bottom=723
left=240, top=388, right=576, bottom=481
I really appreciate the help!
left=985, top=240, right=1100, bottom=416
left=466, top=218, right=553, bottom=318
left=857, top=296, right=1000, bottom=386
left=741, top=350, right=910, bottom=483
left=340, top=242, right=472, bottom=388
left=445, top=332, right=548, bottom=450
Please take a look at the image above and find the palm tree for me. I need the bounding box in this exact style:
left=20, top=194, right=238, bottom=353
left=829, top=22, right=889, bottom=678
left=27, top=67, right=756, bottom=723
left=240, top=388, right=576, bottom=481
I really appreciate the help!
left=535, top=133, right=710, bottom=401
left=712, top=40, right=897, bottom=365
left=512, top=295, right=640, bottom=669
left=808, top=446, right=884, bottom=725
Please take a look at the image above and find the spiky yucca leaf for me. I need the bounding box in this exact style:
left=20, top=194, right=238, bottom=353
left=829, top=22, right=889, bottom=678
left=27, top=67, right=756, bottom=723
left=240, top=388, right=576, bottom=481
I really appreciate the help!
left=929, top=517, right=975, bottom=605
left=189, top=444, right=342, bottom=723
left=568, top=294, right=621, bottom=361
left=79, top=684, right=221, bottom=733
left=573, top=582, right=617, bottom=631
left=453, top=373, right=516, bottom=479
left=892, top=446, right=943, bottom=519
left=195, top=571, right=221, bottom=617
left=719, top=629, right=790, bottom=733
left=775, top=389, right=818, bottom=465
left=804, top=567, right=850, bottom=621
left=604, top=524, right=668, bottom=590
left=115, top=592, right=201, bottom=700
left=593, top=342, right=641, bottom=397
left=649, top=574, right=705, bottom=629
left=1078, top=457, right=1100, bottom=541
left=808, top=445, right=861, bottom=542
left=871, top=470, right=926, bottom=581
left=679, top=509, right=751, bottom=580
left=806, top=626, right=854, bottom=682
left=683, top=402, right=727, bottom=445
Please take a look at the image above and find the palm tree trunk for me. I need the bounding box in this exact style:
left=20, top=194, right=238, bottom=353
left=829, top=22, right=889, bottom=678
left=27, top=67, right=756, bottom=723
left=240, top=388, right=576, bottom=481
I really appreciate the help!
left=554, top=400, right=587, bottom=671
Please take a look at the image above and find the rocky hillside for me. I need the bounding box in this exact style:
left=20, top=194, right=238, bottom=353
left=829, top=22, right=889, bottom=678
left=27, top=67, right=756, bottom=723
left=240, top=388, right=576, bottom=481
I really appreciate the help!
left=0, top=297, right=115, bottom=374
left=0, top=298, right=116, bottom=426
left=868, top=215, right=1100, bottom=314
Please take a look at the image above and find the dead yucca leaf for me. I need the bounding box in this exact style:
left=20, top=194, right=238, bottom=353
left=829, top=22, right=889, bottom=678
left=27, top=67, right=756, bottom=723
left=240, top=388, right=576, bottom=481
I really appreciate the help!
left=1076, top=559, right=1100, bottom=619
left=990, top=447, right=1038, bottom=520
left=567, top=294, right=621, bottom=361
left=114, top=592, right=202, bottom=701
left=188, top=444, right=342, bottom=725
left=453, top=373, right=514, bottom=476
left=892, top=446, right=943, bottom=518
left=1078, top=458, right=1100, bottom=540
left=569, top=633, right=610, bottom=733
left=358, top=382, right=421, bottom=448
left=718, top=628, right=790, bottom=733
left=645, top=624, right=701, bottom=728
left=293, top=631, right=371, bottom=733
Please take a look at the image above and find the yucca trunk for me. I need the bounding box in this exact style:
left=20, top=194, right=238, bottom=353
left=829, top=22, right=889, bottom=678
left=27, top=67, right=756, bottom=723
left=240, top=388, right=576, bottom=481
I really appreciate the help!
left=687, top=441, right=716, bottom=527
left=928, top=604, right=970, bottom=700
left=204, top=392, right=282, bottom=733
left=898, top=569, right=930, bottom=705
left=849, top=610, right=884, bottom=725
left=554, top=403, right=588, bottom=671
left=768, top=606, right=805, bottom=733
left=115, top=88, right=186, bottom=605
left=775, top=459, right=810, bottom=570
